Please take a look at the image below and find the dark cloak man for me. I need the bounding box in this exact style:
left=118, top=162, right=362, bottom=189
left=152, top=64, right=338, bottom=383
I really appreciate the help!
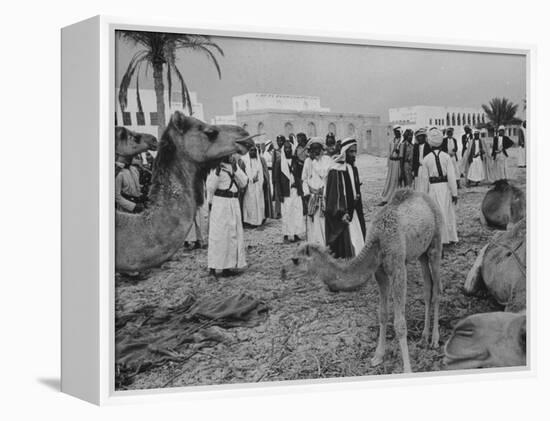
left=325, top=138, right=366, bottom=258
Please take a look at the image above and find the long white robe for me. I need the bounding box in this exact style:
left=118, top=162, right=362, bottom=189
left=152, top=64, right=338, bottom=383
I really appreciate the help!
left=467, top=139, right=485, bottom=182
left=206, top=164, right=248, bottom=269
left=421, top=150, right=458, bottom=244
left=280, top=154, right=305, bottom=237
left=413, top=143, right=429, bottom=194
left=518, top=127, right=526, bottom=167
left=302, top=155, right=331, bottom=245
left=493, top=136, right=509, bottom=180
left=242, top=154, right=265, bottom=226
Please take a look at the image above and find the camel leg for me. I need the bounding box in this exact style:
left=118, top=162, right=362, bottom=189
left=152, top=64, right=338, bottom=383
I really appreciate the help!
left=428, top=247, right=441, bottom=348
left=418, top=253, right=432, bottom=345
left=371, top=267, right=390, bottom=367
left=388, top=262, right=412, bottom=373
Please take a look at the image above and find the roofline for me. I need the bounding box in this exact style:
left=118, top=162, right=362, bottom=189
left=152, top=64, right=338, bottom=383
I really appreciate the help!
left=236, top=109, right=380, bottom=118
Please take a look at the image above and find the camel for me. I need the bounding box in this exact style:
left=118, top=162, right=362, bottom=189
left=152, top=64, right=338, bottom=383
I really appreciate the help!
left=290, top=189, right=443, bottom=373
left=481, top=180, right=525, bottom=230
left=444, top=311, right=526, bottom=370
left=115, top=111, right=255, bottom=272
left=115, top=126, right=158, bottom=156
left=463, top=218, right=526, bottom=312
left=444, top=218, right=527, bottom=370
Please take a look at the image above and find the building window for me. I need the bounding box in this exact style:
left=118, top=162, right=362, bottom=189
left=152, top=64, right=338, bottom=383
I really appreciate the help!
left=307, top=122, right=317, bottom=137
left=347, top=123, right=356, bottom=137
left=446, top=113, right=450, bottom=126
left=513, top=128, right=517, bottom=136
left=482, top=115, right=486, bottom=124
left=452, top=113, right=456, bottom=126
left=136, top=112, right=145, bottom=126
left=365, top=129, right=372, bottom=142
left=149, top=112, right=158, bottom=126
left=457, top=114, right=462, bottom=126
left=463, top=114, right=466, bottom=126
left=284, top=122, right=294, bottom=136
left=429, top=118, right=433, bottom=125
left=122, top=111, right=132, bottom=126
left=328, top=122, right=337, bottom=137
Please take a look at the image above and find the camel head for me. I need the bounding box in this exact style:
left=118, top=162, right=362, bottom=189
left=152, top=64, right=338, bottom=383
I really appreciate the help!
left=158, top=111, right=256, bottom=167
left=115, top=127, right=158, bottom=157
left=290, top=243, right=329, bottom=273
left=444, top=312, right=526, bottom=370
left=481, top=180, right=526, bottom=230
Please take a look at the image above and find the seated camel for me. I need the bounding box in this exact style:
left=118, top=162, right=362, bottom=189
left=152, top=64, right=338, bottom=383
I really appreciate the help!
left=444, top=218, right=527, bottom=370
left=116, top=111, right=256, bottom=272
left=481, top=180, right=525, bottom=230
left=444, top=311, right=526, bottom=370
left=115, top=126, right=157, bottom=157
left=463, top=218, right=526, bottom=312
left=290, top=190, right=443, bottom=373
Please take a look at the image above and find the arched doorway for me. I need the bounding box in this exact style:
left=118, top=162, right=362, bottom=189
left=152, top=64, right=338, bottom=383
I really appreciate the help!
left=347, top=123, right=356, bottom=137
left=307, top=122, right=317, bottom=137
left=284, top=122, right=294, bottom=137
left=446, top=113, right=450, bottom=126
left=328, top=122, right=336, bottom=137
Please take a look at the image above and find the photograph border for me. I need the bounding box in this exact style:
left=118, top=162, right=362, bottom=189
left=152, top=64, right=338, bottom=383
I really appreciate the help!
left=66, top=15, right=536, bottom=405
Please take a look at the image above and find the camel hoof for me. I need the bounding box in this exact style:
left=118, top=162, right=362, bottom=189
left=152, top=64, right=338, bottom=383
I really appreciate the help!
left=371, top=354, right=384, bottom=367
left=430, top=336, right=440, bottom=349
left=421, top=330, right=430, bottom=346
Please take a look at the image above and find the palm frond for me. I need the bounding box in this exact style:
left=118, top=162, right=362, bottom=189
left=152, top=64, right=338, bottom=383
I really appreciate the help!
left=118, top=51, right=148, bottom=111
left=171, top=63, right=193, bottom=115
left=135, top=65, right=143, bottom=114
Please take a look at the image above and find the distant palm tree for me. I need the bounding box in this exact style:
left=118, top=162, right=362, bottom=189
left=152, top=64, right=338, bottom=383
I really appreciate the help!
left=118, top=31, right=224, bottom=134
left=480, top=97, right=522, bottom=130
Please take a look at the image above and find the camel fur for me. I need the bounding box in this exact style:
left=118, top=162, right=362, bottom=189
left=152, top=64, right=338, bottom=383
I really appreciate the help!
left=115, top=111, right=255, bottom=272
left=291, top=189, right=443, bottom=373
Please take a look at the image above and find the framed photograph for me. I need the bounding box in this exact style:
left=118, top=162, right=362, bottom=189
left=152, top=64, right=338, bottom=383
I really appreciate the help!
left=61, top=15, right=531, bottom=405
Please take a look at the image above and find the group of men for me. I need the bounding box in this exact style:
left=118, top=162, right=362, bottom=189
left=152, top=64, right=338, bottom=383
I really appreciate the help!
left=115, top=120, right=526, bottom=277
left=379, top=122, right=525, bottom=245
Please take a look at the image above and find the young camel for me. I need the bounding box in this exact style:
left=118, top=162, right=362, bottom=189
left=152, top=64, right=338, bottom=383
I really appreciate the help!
left=291, top=189, right=443, bottom=373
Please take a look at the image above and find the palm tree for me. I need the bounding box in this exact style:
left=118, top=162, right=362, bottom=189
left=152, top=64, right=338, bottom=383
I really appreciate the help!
left=480, top=97, right=522, bottom=130
left=118, top=31, right=224, bottom=135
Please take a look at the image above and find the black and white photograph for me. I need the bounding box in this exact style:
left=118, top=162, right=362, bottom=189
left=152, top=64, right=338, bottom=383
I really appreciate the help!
left=113, top=29, right=527, bottom=390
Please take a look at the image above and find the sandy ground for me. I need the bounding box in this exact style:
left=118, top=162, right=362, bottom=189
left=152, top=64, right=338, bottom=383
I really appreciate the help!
left=115, top=148, right=526, bottom=390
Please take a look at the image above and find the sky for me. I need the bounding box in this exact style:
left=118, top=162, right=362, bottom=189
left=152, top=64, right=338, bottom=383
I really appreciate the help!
left=115, top=33, right=526, bottom=123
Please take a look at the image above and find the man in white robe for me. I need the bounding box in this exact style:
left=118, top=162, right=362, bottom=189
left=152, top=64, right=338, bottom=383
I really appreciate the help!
left=466, top=130, right=485, bottom=185
left=378, top=125, right=402, bottom=205
left=274, top=140, right=305, bottom=243
left=206, top=156, right=249, bottom=276
left=242, top=146, right=265, bottom=227
left=421, top=127, right=459, bottom=245
left=184, top=184, right=209, bottom=249
left=301, top=137, right=332, bottom=245
left=491, top=125, right=514, bottom=180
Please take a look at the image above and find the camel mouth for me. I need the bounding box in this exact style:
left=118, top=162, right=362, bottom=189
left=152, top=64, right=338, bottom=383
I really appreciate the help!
left=443, top=348, right=490, bottom=370
left=235, top=134, right=261, bottom=154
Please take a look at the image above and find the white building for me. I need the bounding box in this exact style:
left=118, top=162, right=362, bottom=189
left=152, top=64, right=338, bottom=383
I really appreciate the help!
left=115, top=88, right=205, bottom=136
left=389, top=105, right=487, bottom=134
left=233, top=93, right=331, bottom=113
left=210, top=114, right=237, bottom=125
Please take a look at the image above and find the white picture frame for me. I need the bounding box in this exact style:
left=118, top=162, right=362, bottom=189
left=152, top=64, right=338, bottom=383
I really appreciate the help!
left=61, top=15, right=534, bottom=405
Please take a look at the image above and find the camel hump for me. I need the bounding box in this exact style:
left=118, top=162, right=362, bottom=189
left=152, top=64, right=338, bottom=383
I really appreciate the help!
left=492, top=179, right=511, bottom=191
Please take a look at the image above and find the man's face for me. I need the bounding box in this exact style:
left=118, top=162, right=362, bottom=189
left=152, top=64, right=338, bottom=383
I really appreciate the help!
left=298, top=135, right=307, bottom=147
left=277, top=137, right=285, bottom=149
left=393, top=129, right=401, bottom=138
left=326, top=139, right=336, bottom=155
left=249, top=147, right=257, bottom=158
left=416, top=134, right=426, bottom=144
left=446, top=130, right=453, bottom=137
left=310, top=144, right=322, bottom=158
left=474, top=133, right=480, bottom=140
left=345, top=145, right=357, bottom=164
left=465, top=127, right=472, bottom=134
left=498, top=129, right=505, bottom=136
left=283, top=143, right=293, bottom=158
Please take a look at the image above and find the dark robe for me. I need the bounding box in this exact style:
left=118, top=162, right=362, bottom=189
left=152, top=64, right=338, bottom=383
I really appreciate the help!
left=461, top=133, right=473, bottom=157
left=295, top=146, right=309, bottom=215
left=468, top=138, right=485, bottom=164
left=272, top=149, right=282, bottom=218
left=273, top=155, right=303, bottom=199
left=259, top=155, right=274, bottom=219
left=412, top=142, right=432, bottom=177
left=442, top=137, right=458, bottom=159
left=491, top=136, right=514, bottom=159
left=325, top=164, right=366, bottom=258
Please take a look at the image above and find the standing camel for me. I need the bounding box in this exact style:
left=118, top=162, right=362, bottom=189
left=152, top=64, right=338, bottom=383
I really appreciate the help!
left=290, top=189, right=443, bottom=373
left=115, top=126, right=157, bottom=157
left=116, top=111, right=255, bottom=272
